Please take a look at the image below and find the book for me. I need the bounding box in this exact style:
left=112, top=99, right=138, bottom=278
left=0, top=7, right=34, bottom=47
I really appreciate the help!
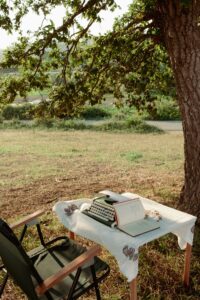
left=114, top=198, right=160, bottom=237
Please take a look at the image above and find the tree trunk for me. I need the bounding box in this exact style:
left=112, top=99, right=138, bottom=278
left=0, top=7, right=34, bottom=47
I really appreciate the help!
left=158, top=0, right=200, bottom=220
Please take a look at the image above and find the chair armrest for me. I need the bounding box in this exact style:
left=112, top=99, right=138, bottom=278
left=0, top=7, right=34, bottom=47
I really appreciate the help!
left=35, top=244, right=101, bottom=296
left=10, top=210, right=45, bottom=229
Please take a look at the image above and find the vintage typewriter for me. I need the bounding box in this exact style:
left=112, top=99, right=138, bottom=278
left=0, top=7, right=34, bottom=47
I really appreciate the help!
left=82, top=191, right=160, bottom=236
left=81, top=195, right=118, bottom=227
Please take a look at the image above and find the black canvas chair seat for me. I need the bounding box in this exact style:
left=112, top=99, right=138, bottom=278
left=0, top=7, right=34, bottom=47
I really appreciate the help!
left=0, top=216, right=110, bottom=300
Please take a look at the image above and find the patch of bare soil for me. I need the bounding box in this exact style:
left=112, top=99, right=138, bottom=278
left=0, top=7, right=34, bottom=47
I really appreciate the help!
left=0, top=163, right=137, bottom=220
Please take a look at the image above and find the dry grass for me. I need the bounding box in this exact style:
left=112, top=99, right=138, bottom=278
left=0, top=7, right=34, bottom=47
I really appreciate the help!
left=0, top=129, right=183, bottom=190
left=0, top=129, right=199, bottom=299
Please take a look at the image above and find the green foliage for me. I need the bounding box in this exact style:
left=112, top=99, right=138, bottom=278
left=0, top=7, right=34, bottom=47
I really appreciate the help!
left=34, top=118, right=92, bottom=130
left=153, top=97, right=180, bottom=121
left=0, top=1, right=12, bottom=31
left=96, top=121, right=128, bottom=131
left=1, top=103, right=34, bottom=120
left=124, top=45, right=176, bottom=114
left=0, top=112, right=3, bottom=123
left=0, top=115, right=162, bottom=134
left=58, top=120, right=93, bottom=130
left=125, top=118, right=162, bottom=133
left=0, top=118, right=28, bottom=129
left=112, top=106, right=138, bottom=120
left=79, top=105, right=111, bottom=119
left=0, top=0, right=118, bottom=117
left=0, top=0, right=176, bottom=119
left=93, top=117, right=162, bottom=133
left=34, top=117, right=55, bottom=128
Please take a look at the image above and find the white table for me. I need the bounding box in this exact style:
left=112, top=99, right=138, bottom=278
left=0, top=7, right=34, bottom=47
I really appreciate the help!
left=53, top=193, right=197, bottom=300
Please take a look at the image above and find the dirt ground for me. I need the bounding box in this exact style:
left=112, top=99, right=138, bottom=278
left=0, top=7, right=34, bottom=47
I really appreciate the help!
left=0, top=165, right=136, bottom=221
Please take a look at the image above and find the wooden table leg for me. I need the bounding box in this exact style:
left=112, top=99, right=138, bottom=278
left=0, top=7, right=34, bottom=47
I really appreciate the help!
left=69, top=231, right=75, bottom=240
left=183, top=243, right=192, bottom=287
left=130, top=278, right=137, bottom=300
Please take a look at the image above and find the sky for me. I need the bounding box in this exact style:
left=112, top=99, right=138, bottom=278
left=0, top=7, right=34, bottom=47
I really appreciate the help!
left=0, top=0, right=133, bottom=49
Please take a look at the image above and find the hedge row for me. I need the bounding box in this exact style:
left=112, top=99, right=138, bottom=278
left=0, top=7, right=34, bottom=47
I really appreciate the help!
left=1, top=103, right=33, bottom=120
left=0, top=99, right=180, bottom=121
left=0, top=118, right=162, bottom=134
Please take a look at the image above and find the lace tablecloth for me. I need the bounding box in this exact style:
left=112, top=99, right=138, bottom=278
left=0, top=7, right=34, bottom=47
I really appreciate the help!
left=53, top=193, right=196, bottom=282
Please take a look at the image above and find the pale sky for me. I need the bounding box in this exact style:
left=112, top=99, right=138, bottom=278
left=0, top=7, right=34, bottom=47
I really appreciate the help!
left=0, top=0, right=133, bottom=49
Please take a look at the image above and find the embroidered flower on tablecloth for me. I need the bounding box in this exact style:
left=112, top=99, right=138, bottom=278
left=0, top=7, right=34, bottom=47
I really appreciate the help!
left=123, top=245, right=138, bottom=261
left=64, top=204, right=78, bottom=216
left=191, top=225, right=195, bottom=234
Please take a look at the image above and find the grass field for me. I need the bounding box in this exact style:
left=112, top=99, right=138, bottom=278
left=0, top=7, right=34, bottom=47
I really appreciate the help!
left=0, top=129, right=199, bottom=299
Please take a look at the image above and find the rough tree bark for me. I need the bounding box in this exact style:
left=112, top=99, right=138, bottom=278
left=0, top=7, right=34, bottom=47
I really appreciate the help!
left=158, top=0, right=200, bottom=220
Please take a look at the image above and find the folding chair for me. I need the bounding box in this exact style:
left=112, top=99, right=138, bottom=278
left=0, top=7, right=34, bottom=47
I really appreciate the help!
left=0, top=211, right=110, bottom=300
left=0, top=210, right=46, bottom=296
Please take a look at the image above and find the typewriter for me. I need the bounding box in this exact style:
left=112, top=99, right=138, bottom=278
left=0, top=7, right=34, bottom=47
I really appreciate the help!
left=82, top=195, right=117, bottom=227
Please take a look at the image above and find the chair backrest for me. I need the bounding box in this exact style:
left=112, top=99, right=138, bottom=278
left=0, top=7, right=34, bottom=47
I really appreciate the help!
left=0, top=219, right=42, bottom=300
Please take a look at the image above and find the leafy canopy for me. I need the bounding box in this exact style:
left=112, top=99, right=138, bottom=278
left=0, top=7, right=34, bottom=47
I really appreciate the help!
left=0, top=0, right=175, bottom=117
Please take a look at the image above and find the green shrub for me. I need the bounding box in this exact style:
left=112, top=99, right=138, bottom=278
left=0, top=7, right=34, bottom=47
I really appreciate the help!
left=79, top=105, right=111, bottom=119
left=112, top=106, right=137, bottom=120
left=2, top=103, right=33, bottom=120
left=96, top=121, right=127, bottom=131
left=125, top=118, right=162, bottom=133
left=0, top=113, right=162, bottom=134
left=34, top=119, right=93, bottom=130
left=95, top=118, right=162, bottom=133
left=0, top=112, right=4, bottom=123
left=0, top=119, right=29, bottom=129
left=149, top=97, right=180, bottom=120
left=34, top=118, right=55, bottom=128
left=134, top=122, right=162, bottom=133
left=56, top=120, right=92, bottom=130
left=125, top=117, right=142, bottom=127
